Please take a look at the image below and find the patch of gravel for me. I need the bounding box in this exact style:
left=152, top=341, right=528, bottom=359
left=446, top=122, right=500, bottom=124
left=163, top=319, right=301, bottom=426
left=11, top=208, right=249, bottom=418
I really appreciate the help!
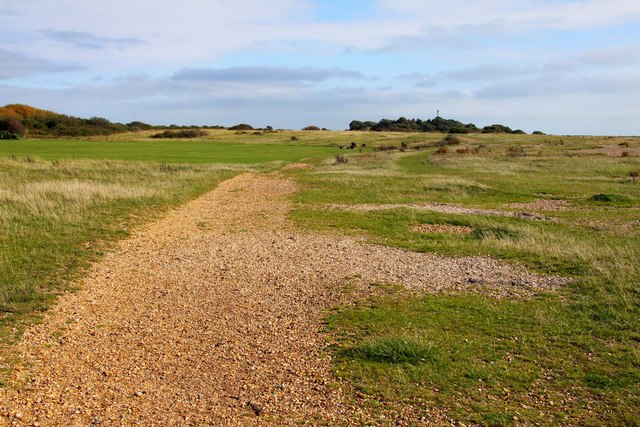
left=0, top=173, right=569, bottom=426
left=412, top=223, right=473, bottom=234
left=329, top=202, right=555, bottom=221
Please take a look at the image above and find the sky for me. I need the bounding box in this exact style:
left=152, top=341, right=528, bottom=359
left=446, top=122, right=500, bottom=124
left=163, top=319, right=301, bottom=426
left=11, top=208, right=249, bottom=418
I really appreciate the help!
left=1, top=0, right=639, bottom=134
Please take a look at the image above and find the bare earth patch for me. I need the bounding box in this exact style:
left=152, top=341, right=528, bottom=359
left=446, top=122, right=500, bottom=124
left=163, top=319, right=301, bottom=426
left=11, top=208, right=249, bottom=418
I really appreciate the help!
left=504, top=199, right=577, bottom=211
left=329, top=202, right=555, bottom=221
left=412, top=223, right=473, bottom=235
left=281, top=162, right=314, bottom=171
left=0, top=174, right=569, bottom=426
left=574, top=144, right=640, bottom=157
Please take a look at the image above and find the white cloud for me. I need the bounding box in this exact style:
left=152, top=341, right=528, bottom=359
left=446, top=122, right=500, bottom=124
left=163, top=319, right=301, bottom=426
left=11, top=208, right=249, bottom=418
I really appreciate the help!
left=0, top=49, right=81, bottom=79
left=374, top=0, right=640, bottom=31
left=172, top=66, right=367, bottom=83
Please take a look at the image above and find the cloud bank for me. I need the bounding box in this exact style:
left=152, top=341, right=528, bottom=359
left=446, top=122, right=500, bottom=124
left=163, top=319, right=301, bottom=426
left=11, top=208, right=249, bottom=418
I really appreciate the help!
left=0, top=0, right=638, bottom=134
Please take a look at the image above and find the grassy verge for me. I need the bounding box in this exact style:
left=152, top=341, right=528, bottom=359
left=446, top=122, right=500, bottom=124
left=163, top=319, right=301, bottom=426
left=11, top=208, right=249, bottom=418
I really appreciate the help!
left=285, top=135, right=640, bottom=424
left=0, top=157, right=253, bottom=379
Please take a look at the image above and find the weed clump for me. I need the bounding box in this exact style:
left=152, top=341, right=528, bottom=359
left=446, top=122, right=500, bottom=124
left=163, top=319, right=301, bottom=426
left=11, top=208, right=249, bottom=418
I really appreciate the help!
left=159, top=163, right=178, bottom=173
left=334, top=154, right=349, bottom=164
left=506, top=146, right=526, bottom=157
left=630, top=170, right=639, bottom=183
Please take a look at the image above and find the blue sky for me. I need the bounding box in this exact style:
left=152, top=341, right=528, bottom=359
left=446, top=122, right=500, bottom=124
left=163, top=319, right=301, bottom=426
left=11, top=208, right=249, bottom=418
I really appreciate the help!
left=1, top=0, right=639, bottom=134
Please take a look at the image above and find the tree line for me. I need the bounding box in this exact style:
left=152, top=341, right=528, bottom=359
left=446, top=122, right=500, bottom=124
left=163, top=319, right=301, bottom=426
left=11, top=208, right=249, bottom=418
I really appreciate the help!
left=348, top=116, right=527, bottom=134
left=0, top=104, right=223, bottom=139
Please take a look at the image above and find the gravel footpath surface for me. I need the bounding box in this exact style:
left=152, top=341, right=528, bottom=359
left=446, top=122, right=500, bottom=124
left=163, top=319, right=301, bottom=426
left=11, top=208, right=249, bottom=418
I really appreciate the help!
left=1, top=173, right=568, bottom=426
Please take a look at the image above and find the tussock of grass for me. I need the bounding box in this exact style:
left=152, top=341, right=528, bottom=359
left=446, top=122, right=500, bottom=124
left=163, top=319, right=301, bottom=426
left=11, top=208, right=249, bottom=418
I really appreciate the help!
left=340, top=336, right=440, bottom=365
left=471, top=225, right=523, bottom=241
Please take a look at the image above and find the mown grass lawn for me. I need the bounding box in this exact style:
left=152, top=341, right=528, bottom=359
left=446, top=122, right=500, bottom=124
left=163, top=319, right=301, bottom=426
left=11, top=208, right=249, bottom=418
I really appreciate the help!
left=286, top=134, right=640, bottom=425
left=0, top=138, right=336, bottom=163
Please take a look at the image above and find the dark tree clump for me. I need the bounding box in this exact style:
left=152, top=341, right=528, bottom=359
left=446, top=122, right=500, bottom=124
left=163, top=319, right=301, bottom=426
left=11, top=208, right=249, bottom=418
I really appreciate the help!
left=0, top=117, right=27, bottom=139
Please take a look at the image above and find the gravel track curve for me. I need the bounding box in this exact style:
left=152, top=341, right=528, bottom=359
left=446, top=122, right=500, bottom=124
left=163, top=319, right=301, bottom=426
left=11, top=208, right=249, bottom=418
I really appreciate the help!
left=0, top=173, right=568, bottom=426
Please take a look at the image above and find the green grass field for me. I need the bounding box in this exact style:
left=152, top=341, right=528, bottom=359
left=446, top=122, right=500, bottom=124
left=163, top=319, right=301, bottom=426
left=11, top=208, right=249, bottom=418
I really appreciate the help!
left=0, top=138, right=336, bottom=163
left=1, top=131, right=639, bottom=424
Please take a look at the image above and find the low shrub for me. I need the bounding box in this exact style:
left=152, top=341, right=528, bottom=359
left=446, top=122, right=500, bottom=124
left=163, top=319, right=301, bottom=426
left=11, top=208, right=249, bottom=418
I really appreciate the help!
left=151, top=129, right=208, bottom=139
left=443, top=134, right=461, bottom=145
left=229, top=124, right=253, bottom=131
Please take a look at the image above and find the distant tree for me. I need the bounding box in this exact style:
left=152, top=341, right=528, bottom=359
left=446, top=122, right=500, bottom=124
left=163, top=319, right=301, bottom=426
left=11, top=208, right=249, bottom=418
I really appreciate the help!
left=353, top=116, right=485, bottom=134
left=532, top=131, right=546, bottom=135
left=302, top=125, right=320, bottom=131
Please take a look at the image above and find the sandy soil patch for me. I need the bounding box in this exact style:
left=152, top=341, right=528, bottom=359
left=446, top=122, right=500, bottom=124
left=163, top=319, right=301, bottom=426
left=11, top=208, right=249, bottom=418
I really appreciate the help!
left=1, top=173, right=568, bottom=426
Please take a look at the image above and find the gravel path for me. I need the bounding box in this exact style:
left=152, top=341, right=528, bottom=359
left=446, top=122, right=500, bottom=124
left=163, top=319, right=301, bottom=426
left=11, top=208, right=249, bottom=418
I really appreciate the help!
left=0, top=173, right=568, bottom=426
